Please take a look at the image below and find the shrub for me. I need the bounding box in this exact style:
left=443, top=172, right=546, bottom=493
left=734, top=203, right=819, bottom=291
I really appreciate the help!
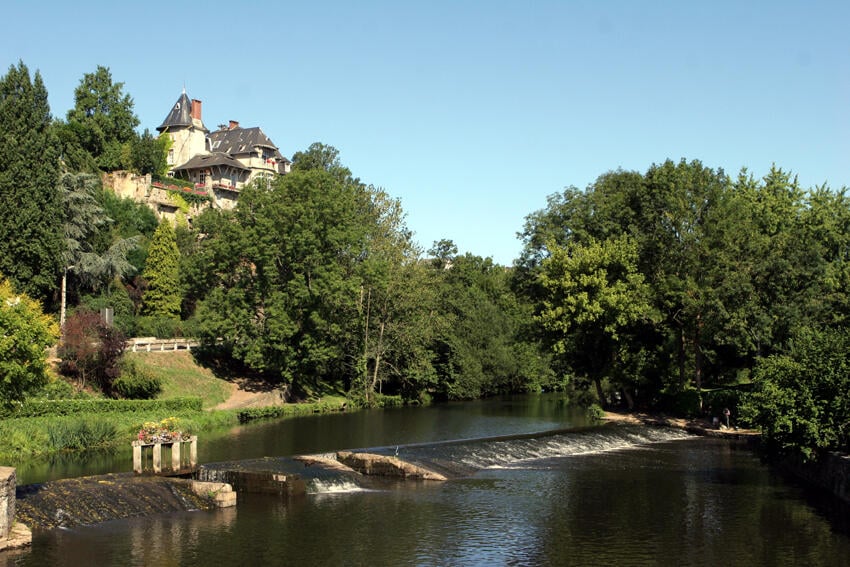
left=135, top=315, right=187, bottom=338
left=32, top=377, right=82, bottom=400
left=112, top=358, right=162, bottom=399
left=585, top=403, right=605, bottom=421
left=59, top=309, right=126, bottom=391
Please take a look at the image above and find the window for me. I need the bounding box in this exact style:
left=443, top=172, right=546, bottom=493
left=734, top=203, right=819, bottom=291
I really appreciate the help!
left=199, top=172, right=206, bottom=185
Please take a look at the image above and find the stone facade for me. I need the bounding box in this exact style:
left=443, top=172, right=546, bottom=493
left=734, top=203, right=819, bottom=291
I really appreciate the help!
left=103, top=171, right=209, bottom=223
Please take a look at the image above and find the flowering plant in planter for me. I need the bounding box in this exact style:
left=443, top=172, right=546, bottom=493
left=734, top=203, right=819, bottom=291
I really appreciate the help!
left=137, top=417, right=191, bottom=443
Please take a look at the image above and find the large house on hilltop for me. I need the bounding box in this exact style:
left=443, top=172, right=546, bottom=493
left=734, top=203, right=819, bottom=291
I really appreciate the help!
left=155, top=90, right=291, bottom=210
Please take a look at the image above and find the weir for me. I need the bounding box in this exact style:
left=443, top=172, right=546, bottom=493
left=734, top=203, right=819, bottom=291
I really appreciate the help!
left=10, top=423, right=695, bottom=531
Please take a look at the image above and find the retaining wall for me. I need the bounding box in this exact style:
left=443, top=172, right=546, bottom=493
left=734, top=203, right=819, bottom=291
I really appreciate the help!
left=780, top=451, right=850, bottom=504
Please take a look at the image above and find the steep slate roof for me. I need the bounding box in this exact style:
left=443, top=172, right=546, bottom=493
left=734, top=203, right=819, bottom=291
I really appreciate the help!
left=208, top=126, right=279, bottom=155
left=157, top=91, right=200, bottom=132
left=172, top=152, right=249, bottom=171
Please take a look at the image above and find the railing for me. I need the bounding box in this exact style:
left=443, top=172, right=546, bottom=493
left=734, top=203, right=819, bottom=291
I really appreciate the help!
left=128, top=338, right=200, bottom=352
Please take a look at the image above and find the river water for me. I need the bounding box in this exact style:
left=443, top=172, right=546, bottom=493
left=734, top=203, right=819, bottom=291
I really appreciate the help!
left=6, top=394, right=850, bottom=566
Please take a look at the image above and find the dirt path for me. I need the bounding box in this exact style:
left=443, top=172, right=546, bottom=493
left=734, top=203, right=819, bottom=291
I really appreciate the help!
left=213, top=378, right=287, bottom=411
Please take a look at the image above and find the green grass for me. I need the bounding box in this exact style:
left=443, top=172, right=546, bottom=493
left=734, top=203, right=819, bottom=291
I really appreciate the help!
left=1, top=350, right=358, bottom=463
left=124, top=351, right=232, bottom=408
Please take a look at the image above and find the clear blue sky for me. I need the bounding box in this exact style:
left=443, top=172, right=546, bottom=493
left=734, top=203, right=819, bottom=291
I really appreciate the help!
left=4, top=1, right=849, bottom=265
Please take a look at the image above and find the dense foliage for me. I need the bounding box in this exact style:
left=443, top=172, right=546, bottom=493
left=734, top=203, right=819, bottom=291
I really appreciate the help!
left=740, top=327, right=850, bottom=460
left=515, top=160, right=850, bottom=458
left=0, top=278, right=59, bottom=408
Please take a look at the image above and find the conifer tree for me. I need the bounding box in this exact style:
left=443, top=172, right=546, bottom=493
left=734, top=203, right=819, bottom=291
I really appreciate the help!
left=141, top=219, right=181, bottom=318
left=0, top=61, right=64, bottom=303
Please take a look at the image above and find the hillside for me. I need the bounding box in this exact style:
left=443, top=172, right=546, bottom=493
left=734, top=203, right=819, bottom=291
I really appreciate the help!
left=125, top=351, right=286, bottom=410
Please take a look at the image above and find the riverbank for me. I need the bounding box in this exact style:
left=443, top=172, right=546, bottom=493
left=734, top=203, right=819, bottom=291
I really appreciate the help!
left=602, top=409, right=761, bottom=441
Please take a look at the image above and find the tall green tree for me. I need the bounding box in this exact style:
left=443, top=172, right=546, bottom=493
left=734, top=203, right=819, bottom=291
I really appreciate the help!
left=66, top=66, right=139, bottom=171
left=130, top=128, right=169, bottom=176
left=0, top=61, right=64, bottom=303
left=353, top=190, right=441, bottom=403
left=536, top=235, right=656, bottom=406
left=60, top=172, right=109, bottom=327
left=192, top=168, right=369, bottom=386
left=59, top=174, right=142, bottom=326
left=141, top=220, right=181, bottom=318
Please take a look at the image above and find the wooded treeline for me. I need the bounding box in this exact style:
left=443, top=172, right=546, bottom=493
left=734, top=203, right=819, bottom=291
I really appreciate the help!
left=2, top=60, right=849, bottom=460
left=515, top=160, right=850, bottom=458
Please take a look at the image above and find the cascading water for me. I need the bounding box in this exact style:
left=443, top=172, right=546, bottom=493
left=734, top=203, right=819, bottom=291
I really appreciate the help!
left=197, top=424, right=694, bottom=495
left=384, top=424, right=693, bottom=474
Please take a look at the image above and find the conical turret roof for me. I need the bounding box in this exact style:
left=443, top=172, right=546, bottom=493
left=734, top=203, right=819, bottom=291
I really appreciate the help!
left=157, top=90, right=196, bottom=132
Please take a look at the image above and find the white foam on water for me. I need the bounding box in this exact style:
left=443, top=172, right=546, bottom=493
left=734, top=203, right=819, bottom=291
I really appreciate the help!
left=450, top=427, right=693, bottom=470
left=307, top=478, right=367, bottom=495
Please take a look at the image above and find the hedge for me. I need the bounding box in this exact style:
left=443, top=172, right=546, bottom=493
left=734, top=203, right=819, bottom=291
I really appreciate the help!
left=237, top=400, right=348, bottom=424
left=2, top=397, right=203, bottom=418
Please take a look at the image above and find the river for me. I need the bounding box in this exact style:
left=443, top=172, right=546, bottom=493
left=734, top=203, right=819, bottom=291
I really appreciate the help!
left=5, top=394, right=850, bottom=566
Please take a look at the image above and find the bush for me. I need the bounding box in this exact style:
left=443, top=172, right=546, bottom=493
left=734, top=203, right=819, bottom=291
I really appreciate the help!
left=112, top=358, right=162, bottom=399
left=585, top=403, right=605, bottom=421
left=80, top=289, right=137, bottom=336
left=59, top=309, right=126, bottom=391
left=657, top=388, right=702, bottom=417
left=135, top=315, right=187, bottom=338
left=236, top=400, right=349, bottom=424
left=32, top=377, right=84, bottom=400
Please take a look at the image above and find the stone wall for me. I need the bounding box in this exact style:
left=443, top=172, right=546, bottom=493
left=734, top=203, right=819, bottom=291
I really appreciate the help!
left=780, top=451, right=850, bottom=504
left=101, top=171, right=210, bottom=223
left=0, top=467, right=15, bottom=537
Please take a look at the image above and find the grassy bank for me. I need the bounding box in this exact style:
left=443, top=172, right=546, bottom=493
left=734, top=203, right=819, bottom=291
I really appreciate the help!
left=0, top=351, right=345, bottom=464
left=123, top=351, right=233, bottom=409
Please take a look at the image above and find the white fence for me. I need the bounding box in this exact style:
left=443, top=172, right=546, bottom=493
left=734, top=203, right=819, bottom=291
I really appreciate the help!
left=128, top=338, right=200, bottom=353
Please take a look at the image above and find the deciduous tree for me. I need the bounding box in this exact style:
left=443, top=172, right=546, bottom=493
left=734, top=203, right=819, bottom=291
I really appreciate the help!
left=0, top=277, right=58, bottom=407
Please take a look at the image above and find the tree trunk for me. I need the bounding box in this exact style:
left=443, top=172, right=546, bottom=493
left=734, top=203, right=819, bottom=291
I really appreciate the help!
left=594, top=377, right=605, bottom=407
left=60, top=267, right=69, bottom=332
left=622, top=388, right=634, bottom=410
left=371, top=320, right=385, bottom=396
left=678, top=325, right=687, bottom=389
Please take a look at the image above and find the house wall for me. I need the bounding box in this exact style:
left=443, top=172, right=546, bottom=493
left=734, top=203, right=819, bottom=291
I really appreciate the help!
left=167, top=126, right=206, bottom=170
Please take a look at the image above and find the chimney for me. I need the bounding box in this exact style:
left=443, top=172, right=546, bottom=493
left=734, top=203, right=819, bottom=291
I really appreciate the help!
left=191, top=99, right=203, bottom=121
left=229, top=120, right=239, bottom=130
